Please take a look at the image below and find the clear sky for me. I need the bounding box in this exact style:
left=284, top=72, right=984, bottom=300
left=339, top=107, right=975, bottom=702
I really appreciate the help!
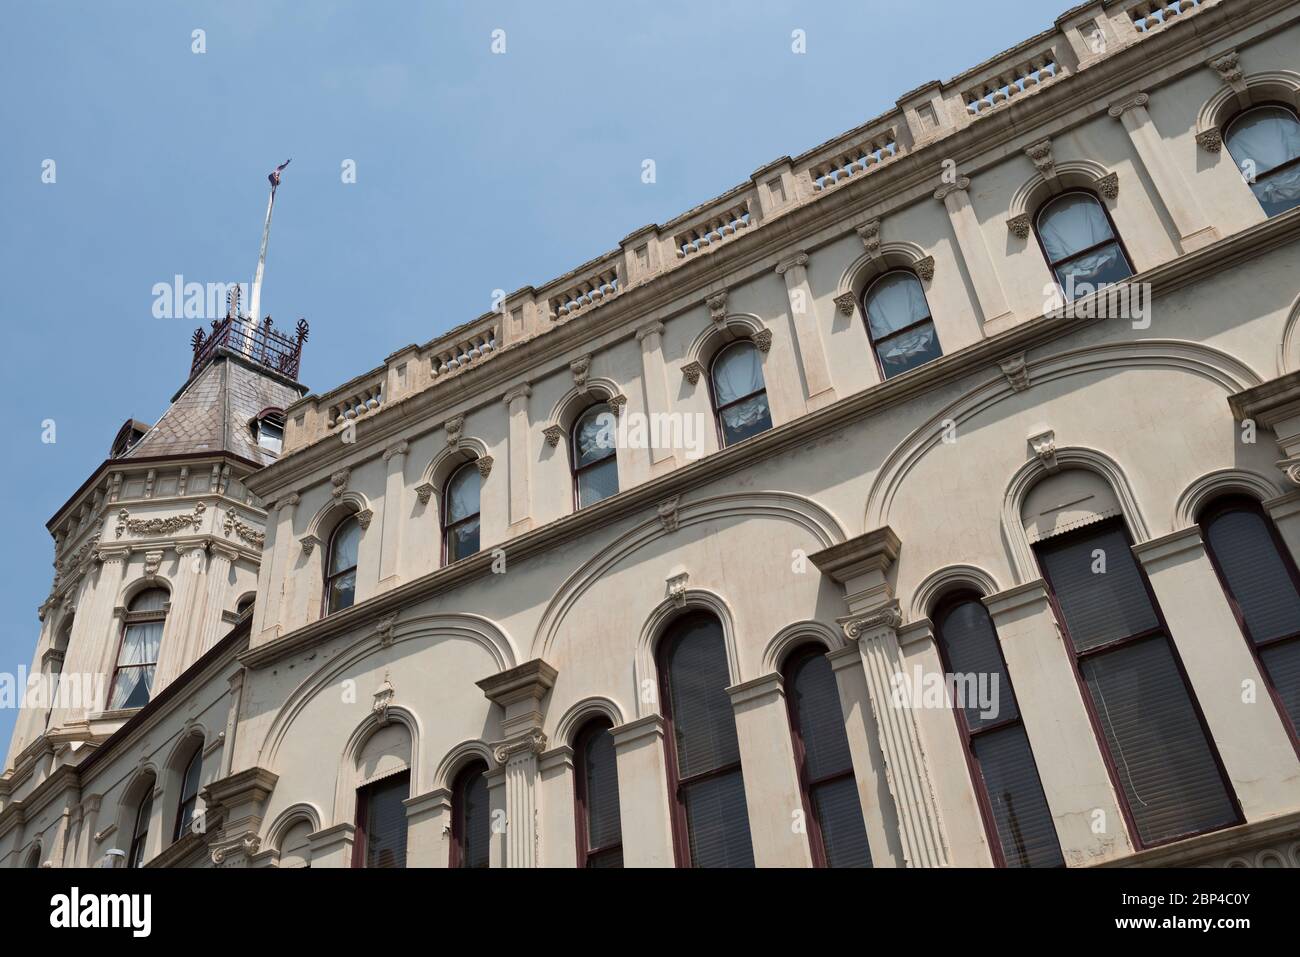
left=0, top=0, right=1058, bottom=755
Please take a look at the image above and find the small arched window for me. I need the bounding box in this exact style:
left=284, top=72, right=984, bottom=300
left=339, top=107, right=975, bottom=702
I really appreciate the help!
left=128, top=786, right=154, bottom=869
left=1035, top=191, right=1132, bottom=298
left=1224, top=105, right=1300, bottom=218
left=442, top=462, right=481, bottom=563
left=450, top=760, right=490, bottom=868
left=572, top=404, right=618, bottom=509
left=783, top=645, right=872, bottom=867
left=173, top=747, right=203, bottom=842
left=324, top=516, right=360, bottom=615
left=933, top=594, right=1064, bottom=867
left=574, top=719, right=623, bottom=868
left=1200, top=497, right=1300, bottom=743
left=658, top=612, right=754, bottom=867
left=279, top=819, right=314, bottom=868
left=252, top=408, right=285, bottom=455
left=108, top=589, right=167, bottom=711
left=861, top=270, right=942, bottom=380
left=709, top=341, right=772, bottom=447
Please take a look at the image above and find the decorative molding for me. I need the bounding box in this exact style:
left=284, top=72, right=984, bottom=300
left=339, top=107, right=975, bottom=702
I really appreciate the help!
left=1000, top=353, right=1030, bottom=392
left=608, top=394, right=628, bottom=416
left=503, top=383, right=532, bottom=404
left=223, top=508, right=266, bottom=548
left=355, top=509, right=374, bottom=531
left=774, top=251, right=809, bottom=276
left=300, top=534, right=322, bottom=556
left=115, top=501, right=205, bottom=539
left=1107, top=91, right=1149, bottom=118
left=1196, top=128, right=1223, bottom=153
left=1028, top=429, right=1059, bottom=473
left=840, top=599, right=903, bottom=640
left=833, top=292, right=857, bottom=316
left=914, top=256, right=935, bottom=282
left=932, top=176, right=970, bottom=201
left=415, top=483, right=435, bottom=505
left=542, top=424, right=565, bottom=448
left=142, top=550, right=164, bottom=577
left=1095, top=171, right=1119, bottom=199
left=1208, top=50, right=1245, bottom=92
left=272, top=493, right=300, bottom=512
left=445, top=415, right=465, bottom=446
left=1024, top=138, right=1056, bottom=179
left=476, top=455, right=494, bottom=479
left=752, top=329, right=773, bottom=354
left=856, top=219, right=882, bottom=257
left=383, top=441, right=408, bottom=462
left=330, top=469, right=350, bottom=499
left=375, top=616, right=398, bottom=647
left=666, top=571, right=689, bottom=607
left=1006, top=213, right=1032, bottom=238
left=570, top=354, right=592, bottom=391
left=635, top=320, right=664, bottom=342
left=372, top=673, right=395, bottom=724
left=706, top=291, right=728, bottom=325
left=657, top=496, right=681, bottom=532
left=492, top=728, right=547, bottom=765
left=681, top=361, right=705, bottom=385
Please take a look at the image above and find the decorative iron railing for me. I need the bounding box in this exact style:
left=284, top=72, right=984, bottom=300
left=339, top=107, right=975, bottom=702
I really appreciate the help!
left=190, top=315, right=308, bottom=379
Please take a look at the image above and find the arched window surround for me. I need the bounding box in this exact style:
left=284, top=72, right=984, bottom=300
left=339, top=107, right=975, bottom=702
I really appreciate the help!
left=706, top=339, right=773, bottom=449
left=107, top=586, right=170, bottom=712
left=858, top=268, right=943, bottom=382
left=1221, top=102, right=1300, bottom=218
left=1032, top=188, right=1134, bottom=300
left=323, top=514, right=361, bottom=616
left=441, top=460, right=483, bottom=564
left=570, top=401, right=619, bottom=510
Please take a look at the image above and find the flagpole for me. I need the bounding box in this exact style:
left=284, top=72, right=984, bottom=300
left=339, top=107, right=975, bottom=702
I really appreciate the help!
left=246, top=181, right=277, bottom=347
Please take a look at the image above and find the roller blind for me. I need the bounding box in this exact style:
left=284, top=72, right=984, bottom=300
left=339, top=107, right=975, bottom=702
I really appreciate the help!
left=360, top=771, right=409, bottom=868
left=579, top=722, right=623, bottom=867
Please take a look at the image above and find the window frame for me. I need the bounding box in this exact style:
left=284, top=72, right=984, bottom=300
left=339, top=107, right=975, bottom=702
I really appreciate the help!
left=1223, top=102, right=1300, bottom=216
left=573, top=717, right=624, bottom=868
left=931, top=590, right=1063, bottom=868
left=449, top=759, right=490, bottom=869
left=441, top=461, right=482, bottom=565
left=859, top=268, right=942, bottom=382
left=1034, top=518, right=1242, bottom=850
left=1032, top=188, right=1134, bottom=298
left=251, top=406, right=286, bottom=456
left=1198, top=495, right=1300, bottom=756
left=322, top=514, right=360, bottom=617
left=128, top=787, right=153, bottom=869
left=706, top=339, right=773, bottom=449
left=352, top=769, right=411, bottom=869
left=570, top=401, right=618, bottom=511
left=172, top=746, right=203, bottom=843
left=107, top=589, right=168, bottom=713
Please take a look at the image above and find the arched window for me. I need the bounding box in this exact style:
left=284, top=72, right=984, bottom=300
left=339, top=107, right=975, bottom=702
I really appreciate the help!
left=574, top=719, right=623, bottom=868
left=252, top=408, right=285, bottom=455
left=1224, top=105, right=1300, bottom=217
left=24, top=845, right=42, bottom=869
left=932, top=595, right=1063, bottom=867
left=658, top=612, right=754, bottom=867
left=279, top=819, right=314, bottom=868
left=108, top=589, right=167, bottom=711
left=46, top=618, right=72, bottom=730
left=1035, top=520, right=1239, bottom=848
left=1035, top=191, right=1132, bottom=298
left=450, top=761, right=490, bottom=868
left=861, top=270, right=942, bottom=380
left=354, top=770, right=410, bottom=868
left=128, top=786, right=154, bottom=869
left=709, top=341, right=772, bottom=447
left=1200, top=497, right=1300, bottom=744
left=572, top=404, right=618, bottom=509
left=324, top=516, right=360, bottom=615
left=172, top=747, right=202, bottom=842
left=782, top=645, right=872, bottom=867
left=442, top=462, right=481, bottom=563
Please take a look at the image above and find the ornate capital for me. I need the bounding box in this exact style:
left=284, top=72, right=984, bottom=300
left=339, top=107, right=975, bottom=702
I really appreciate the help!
left=681, top=361, right=705, bottom=386
left=1107, top=91, right=1149, bottom=118
left=300, top=534, right=322, bottom=557
left=355, top=508, right=374, bottom=531
left=493, top=728, right=547, bottom=765
left=914, top=256, right=935, bottom=282
left=666, top=571, right=689, bottom=607
left=330, top=469, right=350, bottom=498
left=856, top=219, right=882, bottom=257
left=608, top=393, right=628, bottom=416
left=570, top=354, right=592, bottom=391
left=542, top=424, right=565, bottom=447
left=444, top=414, right=465, bottom=446
left=476, top=455, right=494, bottom=479
left=1196, top=128, right=1223, bottom=153
left=841, top=601, right=903, bottom=640
left=503, top=384, right=531, bottom=405
left=833, top=292, right=857, bottom=316
left=383, top=440, right=409, bottom=462
left=415, top=482, right=435, bottom=505
left=1006, top=213, right=1032, bottom=239
left=932, top=176, right=970, bottom=201
left=1024, top=137, right=1055, bottom=179
left=774, top=251, right=809, bottom=276
left=635, top=320, right=664, bottom=342
left=706, top=291, right=728, bottom=324
left=1095, top=171, right=1119, bottom=199
left=752, top=329, right=773, bottom=354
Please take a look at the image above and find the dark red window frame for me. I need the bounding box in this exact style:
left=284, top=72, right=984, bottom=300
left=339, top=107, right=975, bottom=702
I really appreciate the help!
left=322, top=514, right=359, bottom=616
left=352, top=769, right=410, bottom=868
left=449, top=760, right=490, bottom=868
left=573, top=718, right=624, bottom=868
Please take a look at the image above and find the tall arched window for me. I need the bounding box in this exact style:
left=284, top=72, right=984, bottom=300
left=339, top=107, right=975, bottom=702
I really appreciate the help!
left=24, top=845, right=42, bottom=868
left=933, top=594, right=1063, bottom=867
left=1035, top=191, right=1132, bottom=298
left=108, top=589, right=167, bottom=711
left=354, top=770, right=410, bottom=868
left=709, top=341, right=772, bottom=447
left=1035, top=520, right=1240, bottom=847
left=574, top=718, right=623, bottom=867
left=442, top=462, right=481, bottom=563
left=658, top=612, right=754, bottom=867
left=324, top=516, right=360, bottom=615
left=1200, top=497, right=1300, bottom=745
left=782, top=645, right=872, bottom=867
left=861, top=270, right=942, bottom=380
left=172, top=747, right=203, bottom=842
left=128, top=786, right=154, bottom=868
left=450, top=760, right=490, bottom=868
left=572, top=404, right=618, bottom=509
left=1224, top=105, right=1300, bottom=217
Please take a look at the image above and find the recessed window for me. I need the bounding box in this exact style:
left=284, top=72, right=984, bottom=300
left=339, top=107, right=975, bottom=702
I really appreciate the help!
left=253, top=411, right=285, bottom=455
left=861, top=270, right=942, bottom=380
left=442, top=462, right=481, bottom=563
left=1200, top=497, right=1300, bottom=743
left=451, top=761, right=490, bottom=868
left=354, top=771, right=410, bottom=868
left=128, top=786, right=154, bottom=869
left=572, top=404, right=618, bottom=509
left=658, top=611, right=754, bottom=867
left=108, top=589, right=167, bottom=711
left=710, top=341, right=772, bottom=447
left=324, top=516, right=360, bottom=615
left=574, top=718, right=623, bottom=868
left=933, top=596, right=1063, bottom=867
left=1035, top=191, right=1132, bottom=298
left=1224, top=105, right=1300, bottom=217
left=783, top=645, right=872, bottom=867
left=173, top=748, right=203, bottom=842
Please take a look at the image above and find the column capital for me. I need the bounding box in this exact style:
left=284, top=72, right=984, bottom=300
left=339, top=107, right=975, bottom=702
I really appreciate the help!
left=635, top=320, right=665, bottom=342
left=839, top=599, right=902, bottom=641
left=477, top=658, right=558, bottom=739
left=1107, top=91, right=1150, bottom=118
left=383, top=440, right=409, bottom=462
left=502, top=383, right=532, bottom=404
left=932, top=176, right=971, bottom=201
left=492, top=728, right=548, bottom=765
left=774, top=251, right=810, bottom=276
left=272, top=493, right=300, bottom=511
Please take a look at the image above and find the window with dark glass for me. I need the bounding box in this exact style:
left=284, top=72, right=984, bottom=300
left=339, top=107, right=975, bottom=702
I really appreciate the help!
left=574, top=719, right=623, bottom=868
left=451, top=761, right=490, bottom=868
left=324, top=516, right=360, bottom=614
left=253, top=410, right=285, bottom=455
left=861, top=270, right=942, bottom=380
left=709, top=341, right=772, bottom=447
left=933, top=596, right=1063, bottom=867
left=442, top=462, right=481, bottom=563
left=1200, top=497, right=1300, bottom=743
left=1035, top=191, right=1133, bottom=298
left=108, top=589, right=167, bottom=711
left=1224, top=105, right=1300, bottom=217
left=1035, top=521, right=1239, bottom=847
left=173, top=748, right=203, bottom=842
left=128, top=788, right=153, bottom=869
left=354, top=771, right=409, bottom=868
left=658, top=612, right=754, bottom=867
left=782, top=645, right=872, bottom=867
left=572, top=404, right=618, bottom=509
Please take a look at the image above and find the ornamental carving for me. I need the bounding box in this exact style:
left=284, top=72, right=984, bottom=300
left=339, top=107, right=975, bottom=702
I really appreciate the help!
left=115, top=502, right=206, bottom=539
left=356, top=509, right=374, bottom=531
left=1000, top=353, right=1030, bottom=392
left=330, top=469, right=350, bottom=498
left=300, top=534, right=322, bottom=556
left=415, top=482, right=436, bottom=505
left=373, top=672, right=395, bottom=723
left=1006, top=213, right=1032, bottom=239
left=752, top=329, right=773, bottom=354
left=1196, top=128, right=1222, bottom=153
left=476, top=455, right=494, bottom=479
left=707, top=291, right=728, bottom=325
left=570, top=354, right=592, bottom=391
left=841, top=601, right=903, bottom=640
left=1024, top=137, right=1055, bottom=179
left=223, top=508, right=266, bottom=548
left=445, top=415, right=465, bottom=447
left=681, top=361, right=705, bottom=385
left=1095, top=172, right=1119, bottom=199
left=666, top=571, right=689, bottom=607
left=608, top=394, right=628, bottom=416
left=1208, top=50, right=1244, bottom=90
left=658, top=495, right=681, bottom=533
left=1029, top=429, right=1059, bottom=473
left=834, top=292, right=857, bottom=316
left=543, top=424, right=565, bottom=447
left=932, top=176, right=970, bottom=201
left=493, top=729, right=547, bottom=765
left=914, top=256, right=935, bottom=282
left=856, top=219, right=882, bottom=257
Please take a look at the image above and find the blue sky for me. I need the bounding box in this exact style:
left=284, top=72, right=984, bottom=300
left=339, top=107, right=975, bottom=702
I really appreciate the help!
left=0, top=0, right=1054, bottom=755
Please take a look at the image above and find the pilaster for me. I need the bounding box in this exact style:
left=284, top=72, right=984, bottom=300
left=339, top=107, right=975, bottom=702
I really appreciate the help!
left=610, top=715, right=675, bottom=867
left=503, top=384, right=534, bottom=533
left=933, top=176, right=1013, bottom=331
left=775, top=251, right=836, bottom=409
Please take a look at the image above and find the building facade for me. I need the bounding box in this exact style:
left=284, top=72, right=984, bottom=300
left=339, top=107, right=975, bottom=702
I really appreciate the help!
left=3, top=0, right=1300, bottom=868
